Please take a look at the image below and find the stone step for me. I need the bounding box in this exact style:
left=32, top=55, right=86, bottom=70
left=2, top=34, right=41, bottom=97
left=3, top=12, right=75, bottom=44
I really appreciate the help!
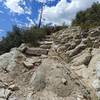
left=45, top=35, right=51, bottom=38
left=40, top=45, right=51, bottom=49
left=41, top=38, right=52, bottom=42
left=44, top=38, right=52, bottom=41
left=39, top=41, right=53, bottom=45
left=25, top=47, right=48, bottom=56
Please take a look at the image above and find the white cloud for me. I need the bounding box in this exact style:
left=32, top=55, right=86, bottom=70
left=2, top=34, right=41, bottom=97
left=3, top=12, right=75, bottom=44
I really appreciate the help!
left=0, top=10, right=4, bottom=14
left=24, top=7, right=32, bottom=15
left=36, top=0, right=46, bottom=3
left=26, top=17, right=35, bottom=27
left=3, top=0, right=100, bottom=26
left=0, top=29, right=4, bottom=32
left=35, top=0, right=55, bottom=3
left=4, top=0, right=24, bottom=14
left=42, top=0, right=100, bottom=25
left=4, top=0, right=32, bottom=15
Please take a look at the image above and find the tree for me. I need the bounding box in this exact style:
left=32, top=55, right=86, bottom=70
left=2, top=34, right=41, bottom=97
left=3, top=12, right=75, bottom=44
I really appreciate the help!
left=38, top=2, right=45, bottom=28
left=35, top=0, right=53, bottom=28
left=72, top=2, right=100, bottom=29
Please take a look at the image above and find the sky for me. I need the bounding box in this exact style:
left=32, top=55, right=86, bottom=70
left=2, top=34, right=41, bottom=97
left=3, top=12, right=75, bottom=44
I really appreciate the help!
left=0, top=0, right=100, bottom=38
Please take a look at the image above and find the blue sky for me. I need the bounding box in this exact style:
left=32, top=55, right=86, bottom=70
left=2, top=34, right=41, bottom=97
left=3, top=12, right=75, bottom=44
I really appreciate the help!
left=0, top=0, right=100, bottom=38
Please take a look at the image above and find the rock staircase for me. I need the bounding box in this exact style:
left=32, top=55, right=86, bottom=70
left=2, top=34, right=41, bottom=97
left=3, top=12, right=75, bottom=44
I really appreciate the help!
left=0, top=27, right=98, bottom=100
left=23, top=34, right=53, bottom=56
left=39, top=35, right=53, bottom=49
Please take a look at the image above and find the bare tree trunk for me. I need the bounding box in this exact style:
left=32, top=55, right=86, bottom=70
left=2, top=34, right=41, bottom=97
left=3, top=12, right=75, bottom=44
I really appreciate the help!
left=38, top=3, right=44, bottom=28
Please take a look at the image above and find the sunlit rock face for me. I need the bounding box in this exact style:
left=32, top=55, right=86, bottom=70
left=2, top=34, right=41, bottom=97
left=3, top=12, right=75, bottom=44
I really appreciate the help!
left=52, top=26, right=100, bottom=99
left=1, top=27, right=100, bottom=99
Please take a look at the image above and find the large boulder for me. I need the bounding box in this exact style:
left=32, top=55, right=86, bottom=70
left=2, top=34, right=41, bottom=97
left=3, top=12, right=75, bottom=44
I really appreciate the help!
left=71, top=49, right=92, bottom=66
left=88, top=53, right=100, bottom=79
left=0, top=48, right=26, bottom=72
left=66, top=43, right=86, bottom=57
left=71, top=49, right=100, bottom=99
left=71, top=64, right=89, bottom=79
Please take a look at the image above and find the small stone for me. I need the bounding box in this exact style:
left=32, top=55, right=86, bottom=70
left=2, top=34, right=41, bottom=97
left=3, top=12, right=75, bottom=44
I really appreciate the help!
left=23, top=61, right=34, bottom=69
left=61, top=78, right=67, bottom=85
left=23, top=58, right=41, bottom=69
left=77, top=95, right=84, bottom=99
left=8, top=84, right=19, bottom=91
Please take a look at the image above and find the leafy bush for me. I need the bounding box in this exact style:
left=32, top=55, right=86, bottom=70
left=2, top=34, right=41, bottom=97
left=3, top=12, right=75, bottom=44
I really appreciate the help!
left=22, top=27, right=46, bottom=46
left=0, top=25, right=67, bottom=55
left=72, top=2, right=100, bottom=29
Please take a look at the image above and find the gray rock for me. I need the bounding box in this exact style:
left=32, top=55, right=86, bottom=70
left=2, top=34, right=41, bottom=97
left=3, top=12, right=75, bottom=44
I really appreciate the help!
left=0, top=81, right=8, bottom=88
left=0, top=26, right=99, bottom=100
left=67, top=42, right=77, bottom=50
left=29, top=58, right=94, bottom=99
left=57, top=45, right=66, bottom=53
left=74, top=39, right=81, bottom=45
left=91, top=48, right=100, bottom=56
left=23, top=58, right=41, bottom=69
left=40, top=45, right=51, bottom=49
left=67, top=43, right=86, bottom=57
left=8, top=84, right=19, bottom=91
left=39, top=41, right=53, bottom=45
left=90, top=30, right=100, bottom=37
left=0, top=88, right=11, bottom=99
left=18, top=43, right=28, bottom=53
left=25, top=47, right=48, bottom=56
left=0, top=48, right=26, bottom=72
left=26, top=92, right=33, bottom=100
left=71, top=50, right=92, bottom=66
left=64, top=43, right=71, bottom=48
left=40, top=54, right=48, bottom=59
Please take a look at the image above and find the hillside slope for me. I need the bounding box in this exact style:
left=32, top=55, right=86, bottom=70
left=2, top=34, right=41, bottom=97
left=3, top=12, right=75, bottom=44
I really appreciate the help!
left=0, top=26, right=100, bottom=100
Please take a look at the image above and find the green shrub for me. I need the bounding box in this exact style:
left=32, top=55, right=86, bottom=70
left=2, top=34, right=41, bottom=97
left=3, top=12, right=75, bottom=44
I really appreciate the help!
left=0, top=25, right=67, bottom=55
left=22, top=27, right=46, bottom=46
left=72, top=2, right=100, bottom=29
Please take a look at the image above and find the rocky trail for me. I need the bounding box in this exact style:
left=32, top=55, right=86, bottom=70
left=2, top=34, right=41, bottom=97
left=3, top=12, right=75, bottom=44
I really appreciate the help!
left=0, top=26, right=100, bottom=100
